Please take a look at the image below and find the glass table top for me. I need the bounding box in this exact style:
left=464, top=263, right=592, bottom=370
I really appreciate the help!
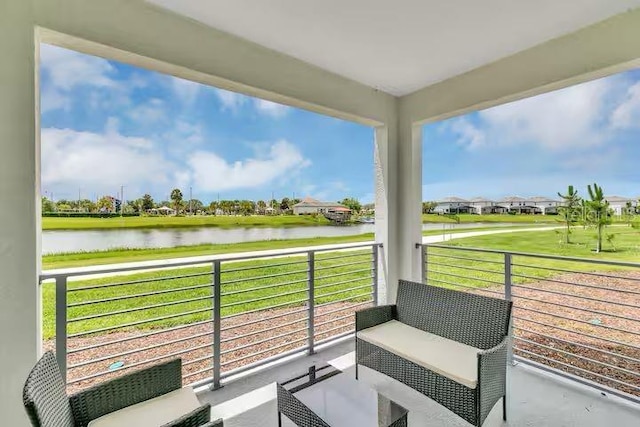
left=281, top=365, right=408, bottom=427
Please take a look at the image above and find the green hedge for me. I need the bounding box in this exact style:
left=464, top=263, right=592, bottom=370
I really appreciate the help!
left=42, top=212, right=140, bottom=218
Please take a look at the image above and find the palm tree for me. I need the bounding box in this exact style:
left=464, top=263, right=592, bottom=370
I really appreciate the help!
left=170, top=188, right=183, bottom=214
left=585, top=183, right=611, bottom=253
left=557, top=185, right=580, bottom=244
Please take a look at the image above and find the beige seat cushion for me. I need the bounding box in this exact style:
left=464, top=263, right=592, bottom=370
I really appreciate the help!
left=87, top=387, right=201, bottom=427
left=357, top=320, right=481, bottom=388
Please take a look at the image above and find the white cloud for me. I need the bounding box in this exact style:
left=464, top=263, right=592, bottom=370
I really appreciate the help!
left=254, top=99, right=290, bottom=118
left=611, top=81, right=640, bottom=129
left=214, top=89, right=247, bottom=112
left=214, top=89, right=290, bottom=118
left=171, top=77, right=201, bottom=105
left=186, top=140, right=310, bottom=192
left=41, top=127, right=173, bottom=198
left=40, top=44, right=116, bottom=91
left=450, top=77, right=613, bottom=151
left=40, top=87, right=70, bottom=113
left=448, top=118, right=485, bottom=150
left=128, top=98, right=167, bottom=124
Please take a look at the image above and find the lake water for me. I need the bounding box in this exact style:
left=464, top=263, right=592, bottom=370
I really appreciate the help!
left=41, top=222, right=519, bottom=254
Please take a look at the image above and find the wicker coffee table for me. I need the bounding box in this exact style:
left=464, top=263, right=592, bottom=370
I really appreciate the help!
left=277, top=365, right=408, bottom=427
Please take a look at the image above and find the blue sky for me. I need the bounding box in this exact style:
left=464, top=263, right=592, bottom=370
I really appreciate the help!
left=40, top=44, right=640, bottom=204
left=424, top=69, right=640, bottom=200
left=40, top=44, right=374, bottom=204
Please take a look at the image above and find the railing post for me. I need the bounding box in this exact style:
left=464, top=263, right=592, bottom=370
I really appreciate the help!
left=504, top=253, right=515, bottom=366
left=55, top=276, right=68, bottom=384
left=307, top=251, right=315, bottom=355
left=372, top=244, right=379, bottom=306
left=504, top=253, right=512, bottom=301
left=422, top=244, right=427, bottom=284
left=212, top=260, right=222, bottom=389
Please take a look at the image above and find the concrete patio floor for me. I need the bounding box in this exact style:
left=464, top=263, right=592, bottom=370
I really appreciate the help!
left=197, top=339, right=640, bottom=426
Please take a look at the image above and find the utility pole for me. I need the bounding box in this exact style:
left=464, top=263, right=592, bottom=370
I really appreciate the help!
left=120, top=185, right=124, bottom=217
left=189, top=186, right=193, bottom=215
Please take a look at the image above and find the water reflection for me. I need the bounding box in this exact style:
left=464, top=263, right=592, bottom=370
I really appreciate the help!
left=42, top=222, right=518, bottom=254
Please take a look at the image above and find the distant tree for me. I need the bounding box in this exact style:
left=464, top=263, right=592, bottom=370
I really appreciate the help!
left=280, top=197, right=291, bottom=212
left=340, top=197, right=362, bottom=214
left=157, top=200, right=171, bottom=208
left=585, top=183, right=612, bottom=253
left=96, top=196, right=114, bottom=212
left=557, top=185, right=581, bottom=244
left=78, top=199, right=96, bottom=213
left=126, top=200, right=140, bottom=213
left=141, top=194, right=154, bottom=211
left=170, top=188, right=183, bottom=214
left=41, top=197, right=55, bottom=213
left=256, top=200, right=267, bottom=214
left=291, top=198, right=301, bottom=206
left=219, top=200, right=234, bottom=215
left=208, top=201, right=219, bottom=214
left=188, top=199, right=204, bottom=213
left=239, top=200, right=256, bottom=216
left=422, top=201, right=438, bottom=214
left=623, top=201, right=635, bottom=226
left=270, top=199, right=279, bottom=212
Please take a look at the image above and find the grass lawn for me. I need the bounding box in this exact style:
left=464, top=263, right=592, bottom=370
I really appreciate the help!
left=422, top=213, right=562, bottom=224
left=427, top=226, right=640, bottom=295
left=42, top=249, right=374, bottom=340
left=441, top=226, right=640, bottom=262
left=42, top=215, right=332, bottom=230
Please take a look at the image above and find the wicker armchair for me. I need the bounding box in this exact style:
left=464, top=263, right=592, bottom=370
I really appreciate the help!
left=23, top=351, right=222, bottom=427
left=355, top=280, right=512, bottom=427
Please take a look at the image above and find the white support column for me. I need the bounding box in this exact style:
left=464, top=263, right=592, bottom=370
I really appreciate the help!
left=375, top=117, right=423, bottom=304
left=0, top=3, right=39, bottom=426
left=397, top=120, right=424, bottom=282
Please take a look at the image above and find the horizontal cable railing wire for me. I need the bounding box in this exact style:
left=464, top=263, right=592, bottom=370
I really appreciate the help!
left=424, top=243, right=640, bottom=402
left=42, top=243, right=379, bottom=393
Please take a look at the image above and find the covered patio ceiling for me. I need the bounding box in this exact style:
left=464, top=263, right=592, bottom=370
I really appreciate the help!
left=148, top=0, right=640, bottom=96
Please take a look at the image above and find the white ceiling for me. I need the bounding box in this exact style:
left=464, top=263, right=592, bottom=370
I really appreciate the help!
left=148, top=0, right=640, bottom=96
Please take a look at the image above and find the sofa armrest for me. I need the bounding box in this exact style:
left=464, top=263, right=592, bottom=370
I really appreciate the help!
left=70, top=359, right=183, bottom=427
left=355, top=305, right=397, bottom=331
left=160, top=403, right=214, bottom=427
left=477, top=336, right=509, bottom=424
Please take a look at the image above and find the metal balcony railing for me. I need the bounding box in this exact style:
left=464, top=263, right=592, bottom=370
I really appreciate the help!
left=423, top=243, right=640, bottom=404
left=40, top=242, right=380, bottom=392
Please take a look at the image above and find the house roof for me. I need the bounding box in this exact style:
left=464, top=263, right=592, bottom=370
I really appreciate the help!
left=605, top=195, right=634, bottom=202
left=529, top=196, right=559, bottom=202
left=499, top=196, right=526, bottom=202
left=469, top=197, right=494, bottom=202
left=438, top=196, right=469, bottom=203
left=293, top=197, right=349, bottom=209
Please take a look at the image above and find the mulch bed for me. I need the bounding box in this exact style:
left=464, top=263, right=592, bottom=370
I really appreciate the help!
left=44, top=301, right=370, bottom=393
left=476, top=271, right=640, bottom=397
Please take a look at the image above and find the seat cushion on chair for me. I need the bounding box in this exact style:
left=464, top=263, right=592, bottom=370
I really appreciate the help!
left=357, top=320, right=481, bottom=388
left=87, top=387, right=201, bottom=427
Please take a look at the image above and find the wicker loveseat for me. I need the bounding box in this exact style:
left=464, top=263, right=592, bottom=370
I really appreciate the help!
left=355, top=280, right=512, bottom=427
left=23, top=351, right=222, bottom=427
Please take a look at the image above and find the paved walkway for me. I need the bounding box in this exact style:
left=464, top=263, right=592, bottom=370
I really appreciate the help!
left=42, top=226, right=560, bottom=281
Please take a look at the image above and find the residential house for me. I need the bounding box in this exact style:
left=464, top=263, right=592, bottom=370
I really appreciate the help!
left=292, top=197, right=351, bottom=215
left=498, top=196, right=538, bottom=214
left=529, top=196, right=561, bottom=215
left=433, top=197, right=474, bottom=214
left=606, top=196, right=637, bottom=216
left=468, top=197, right=507, bottom=214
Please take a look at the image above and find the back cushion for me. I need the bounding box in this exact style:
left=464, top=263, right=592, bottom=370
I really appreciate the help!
left=396, top=280, right=511, bottom=349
